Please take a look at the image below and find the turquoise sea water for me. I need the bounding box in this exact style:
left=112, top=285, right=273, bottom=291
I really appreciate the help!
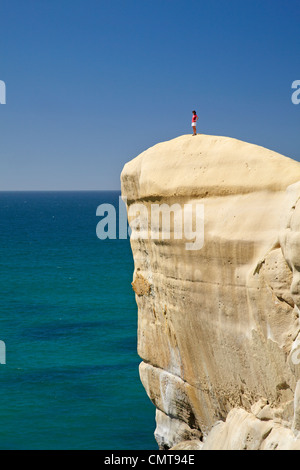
left=0, top=191, right=156, bottom=450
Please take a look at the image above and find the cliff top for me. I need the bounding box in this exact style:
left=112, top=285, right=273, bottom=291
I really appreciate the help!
left=121, top=134, right=300, bottom=200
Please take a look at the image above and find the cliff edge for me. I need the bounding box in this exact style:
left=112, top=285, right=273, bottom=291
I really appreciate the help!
left=121, top=134, right=300, bottom=450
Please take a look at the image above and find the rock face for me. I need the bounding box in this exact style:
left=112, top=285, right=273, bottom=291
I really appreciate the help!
left=121, top=134, right=300, bottom=450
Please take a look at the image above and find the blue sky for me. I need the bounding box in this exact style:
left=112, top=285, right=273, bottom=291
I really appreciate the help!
left=0, top=0, right=299, bottom=190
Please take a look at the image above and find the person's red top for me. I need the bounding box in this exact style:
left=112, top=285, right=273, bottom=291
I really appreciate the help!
left=192, top=114, right=198, bottom=122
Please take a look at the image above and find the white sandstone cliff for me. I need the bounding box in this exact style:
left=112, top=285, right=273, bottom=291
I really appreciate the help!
left=121, top=134, right=300, bottom=450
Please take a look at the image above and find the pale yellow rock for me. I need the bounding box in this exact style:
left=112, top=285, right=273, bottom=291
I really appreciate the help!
left=121, top=134, right=300, bottom=450
left=171, top=439, right=203, bottom=450
left=292, top=380, right=300, bottom=432
left=251, top=398, right=268, bottom=416
left=202, top=408, right=273, bottom=450
left=261, top=424, right=300, bottom=450
left=256, top=405, right=274, bottom=421
left=155, top=409, right=202, bottom=450
left=201, top=408, right=300, bottom=450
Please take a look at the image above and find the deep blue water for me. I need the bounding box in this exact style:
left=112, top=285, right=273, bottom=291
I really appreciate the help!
left=0, top=191, right=156, bottom=450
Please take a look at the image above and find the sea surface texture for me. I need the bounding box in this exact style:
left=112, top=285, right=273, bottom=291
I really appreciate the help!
left=0, top=191, right=156, bottom=450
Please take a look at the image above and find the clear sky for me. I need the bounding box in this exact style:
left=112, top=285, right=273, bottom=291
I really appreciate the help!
left=0, top=0, right=299, bottom=190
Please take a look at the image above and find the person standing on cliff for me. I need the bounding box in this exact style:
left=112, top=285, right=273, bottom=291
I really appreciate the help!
left=191, top=110, right=198, bottom=136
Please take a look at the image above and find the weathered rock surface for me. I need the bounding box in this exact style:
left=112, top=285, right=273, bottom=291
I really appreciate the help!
left=121, top=134, right=300, bottom=450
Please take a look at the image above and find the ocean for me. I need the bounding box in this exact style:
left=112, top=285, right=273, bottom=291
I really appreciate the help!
left=0, top=191, right=156, bottom=450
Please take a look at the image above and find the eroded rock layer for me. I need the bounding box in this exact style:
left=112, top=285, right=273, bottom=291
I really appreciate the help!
left=121, top=134, right=300, bottom=450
